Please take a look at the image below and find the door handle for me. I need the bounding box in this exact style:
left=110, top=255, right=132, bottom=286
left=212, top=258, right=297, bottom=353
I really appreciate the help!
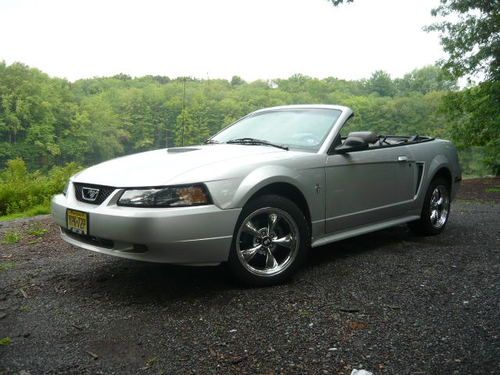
left=398, top=156, right=409, bottom=162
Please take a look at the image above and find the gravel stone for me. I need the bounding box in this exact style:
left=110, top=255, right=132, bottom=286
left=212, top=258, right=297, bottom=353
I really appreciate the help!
left=0, top=181, right=498, bottom=374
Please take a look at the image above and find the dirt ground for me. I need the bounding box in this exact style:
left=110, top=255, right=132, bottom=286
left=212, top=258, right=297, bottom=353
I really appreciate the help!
left=0, top=178, right=499, bottom=374
left=456, top=177, right=500, bottom=203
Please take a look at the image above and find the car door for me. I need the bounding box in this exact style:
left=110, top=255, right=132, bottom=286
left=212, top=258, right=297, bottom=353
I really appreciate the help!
left=324, top=145, right=415, bottom=234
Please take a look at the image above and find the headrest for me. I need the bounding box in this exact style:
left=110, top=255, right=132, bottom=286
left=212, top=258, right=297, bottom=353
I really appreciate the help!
left=347, top=131, right=378, bottom=144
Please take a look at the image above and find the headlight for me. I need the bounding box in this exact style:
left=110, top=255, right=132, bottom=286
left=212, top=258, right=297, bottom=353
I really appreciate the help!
left=117, top=184, right=212, bottom=207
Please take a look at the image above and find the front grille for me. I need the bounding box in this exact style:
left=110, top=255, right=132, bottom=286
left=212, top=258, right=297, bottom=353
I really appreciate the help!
left=74, top=183, right=116, bottom=205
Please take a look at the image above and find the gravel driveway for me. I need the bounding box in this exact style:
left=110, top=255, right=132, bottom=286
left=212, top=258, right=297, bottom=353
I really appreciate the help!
left=0, top=181, right=499, bottom=375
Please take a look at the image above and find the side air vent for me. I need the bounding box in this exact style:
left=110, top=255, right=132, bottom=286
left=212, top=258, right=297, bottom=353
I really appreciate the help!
left=415, top=163, right=424, bottom=196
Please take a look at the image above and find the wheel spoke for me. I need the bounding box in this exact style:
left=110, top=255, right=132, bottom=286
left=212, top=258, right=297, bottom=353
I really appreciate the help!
left=265, top=249, right=278, bottom=270
left=243, top=220, right=261, bottom=238
left=425, top=185, right=450, bottom=230
left=431, top=190, right=439, bottom=204
left=236, top=207, right=300, bottom=276
left=273, top=234, right=294, bottom=249
left=241, top=245, right=261, bottom=262
left=267, top=213, right=279, bottom=235
left=430, top=210, right=438, bottom=224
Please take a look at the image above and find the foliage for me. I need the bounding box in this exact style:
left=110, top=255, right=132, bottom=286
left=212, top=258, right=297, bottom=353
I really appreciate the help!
left=424, top=0, right=500, bottom=175
left=325, top=0, right=499, bottom=175
left=364, top=71, right=397, bottom=97
left=440, top=81, right=500, bottom=174
left=0, top=204, right=51, bottom=222
left=1, top=230, right=21, bottom=244
left=0, top=59, right=497, bottom=219
left=27, top=223, right=48, bottom=237
left=418, top=0, right=500, bottom=177
left=2, top=61, right=468, bottom=170
left=0, top=337, right=12, bottom=345
left=0, top=261, right=15, bottom=271
left=426, top=0, right=499, bottom=82
left=0, top=158, right=81, bottom=216
left=395, top=66, right=457, bottom=94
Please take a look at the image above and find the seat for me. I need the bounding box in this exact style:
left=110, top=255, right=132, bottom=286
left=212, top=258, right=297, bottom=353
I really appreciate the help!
left=346, top=131, right=378, bottom=144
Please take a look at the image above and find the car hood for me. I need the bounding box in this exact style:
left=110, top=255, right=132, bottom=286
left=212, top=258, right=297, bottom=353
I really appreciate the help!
left=73, top=145, right=296, bottom=187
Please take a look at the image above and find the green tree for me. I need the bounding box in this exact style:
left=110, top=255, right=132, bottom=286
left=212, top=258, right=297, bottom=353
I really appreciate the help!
left=174, top=108, right=210, bottom=146
left=427, top=0, right=500, bottom=174
left=0, top=58, right=492, bottom=176
left=365, top=71, right=396, bottom=97
left=426, top=0, right=499, bottom=81
left=230, top=76, right=245, bottom=87
left=442, top=82, right=500, bottom=174
left=79, top=95, right=127, bottom=164
left=395, top=65, right=457, bottom=95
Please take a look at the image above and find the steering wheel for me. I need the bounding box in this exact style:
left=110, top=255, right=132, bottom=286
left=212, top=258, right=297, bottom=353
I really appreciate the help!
left=378, top=135, right=390, bottom=146
left=293, top=133, right=321, bottom=146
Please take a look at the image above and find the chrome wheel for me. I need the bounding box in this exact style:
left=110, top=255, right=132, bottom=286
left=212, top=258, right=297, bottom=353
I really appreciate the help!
left=429, top=185, right=450, bottom=229
left=236, top=207, right=300, bottom=277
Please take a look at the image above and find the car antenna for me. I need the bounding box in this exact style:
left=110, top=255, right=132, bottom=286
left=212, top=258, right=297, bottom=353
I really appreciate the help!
left=181, top=77, right=186, bottom=146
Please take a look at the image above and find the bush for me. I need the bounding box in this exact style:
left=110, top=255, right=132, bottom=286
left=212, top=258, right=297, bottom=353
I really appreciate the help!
left=0, top=158, right=81, bottom=217
left=458, top=147, right=495, bottom=178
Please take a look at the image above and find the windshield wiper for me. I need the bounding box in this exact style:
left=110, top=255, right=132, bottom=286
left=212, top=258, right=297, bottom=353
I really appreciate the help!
left=226, top=137, right=289, bottom=150
left=203, top=139, right=220, bottom=144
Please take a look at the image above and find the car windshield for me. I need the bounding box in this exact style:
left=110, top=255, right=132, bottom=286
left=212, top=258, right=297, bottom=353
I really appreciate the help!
left=211, top=108, right=342, bottom=152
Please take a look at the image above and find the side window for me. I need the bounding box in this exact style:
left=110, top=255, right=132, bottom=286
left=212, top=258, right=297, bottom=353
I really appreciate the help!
left=339, top=116, right=356, bottom=138
left=328, top=115, right=354, bottom=153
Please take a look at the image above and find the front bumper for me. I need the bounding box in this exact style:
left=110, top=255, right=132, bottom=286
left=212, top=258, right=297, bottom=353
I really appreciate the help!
left=51, top=192, right=241, bottom=265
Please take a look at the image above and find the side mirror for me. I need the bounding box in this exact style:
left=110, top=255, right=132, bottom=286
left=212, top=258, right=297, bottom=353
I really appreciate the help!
left=335, top=136, right=369, bottom=154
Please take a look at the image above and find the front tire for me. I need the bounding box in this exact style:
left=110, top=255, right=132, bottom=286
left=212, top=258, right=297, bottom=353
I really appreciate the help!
left=409, top=177, right=451, bottom=235
left=228, top=194, right=310, bottom=286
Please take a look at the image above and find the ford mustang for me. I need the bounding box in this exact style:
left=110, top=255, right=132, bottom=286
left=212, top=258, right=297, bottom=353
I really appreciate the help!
left=52, top=105, right=461, bottom=285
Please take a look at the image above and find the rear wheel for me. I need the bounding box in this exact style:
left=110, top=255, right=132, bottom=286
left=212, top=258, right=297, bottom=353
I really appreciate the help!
left=228, top=194, right=310, bottom=286
left=409, top=177, right=451, bottom=235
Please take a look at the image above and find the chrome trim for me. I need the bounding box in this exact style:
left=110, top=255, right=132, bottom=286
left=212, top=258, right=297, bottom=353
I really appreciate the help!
left=177, top=235, right=233, bottom=243
left=82, top=187, right=100, bottom=202
left=236, top=207, right=300, bottom=276
left=429, top=185, right=450, bottom=229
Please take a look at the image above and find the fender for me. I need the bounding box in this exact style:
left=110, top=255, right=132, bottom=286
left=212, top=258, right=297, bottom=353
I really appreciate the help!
left=428, top=154, right=450, bottom=180
left=418, top=153, right=451, bottom=204
left=233, top=165, right=310, bottom=208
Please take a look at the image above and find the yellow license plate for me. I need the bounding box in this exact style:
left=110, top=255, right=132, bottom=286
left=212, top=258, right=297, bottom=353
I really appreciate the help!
left=66, top=209, right=89, bottom=235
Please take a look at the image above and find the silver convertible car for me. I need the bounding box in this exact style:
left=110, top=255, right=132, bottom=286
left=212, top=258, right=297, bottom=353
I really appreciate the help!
left=52, top=105, right=461, bottom=285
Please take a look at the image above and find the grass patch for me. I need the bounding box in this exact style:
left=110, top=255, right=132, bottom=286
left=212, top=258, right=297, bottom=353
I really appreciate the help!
left=486, top=187, right=500, bottom=193
left=145, top=357, right=158, bottom=367
left=0, top=204, right=50, bottom=222
left=2, top=230, right=22, bottom=244
left=0, top=262, right=15, bottom=271
left=0, top=337, right=12, bottom=346
left=27, top=223, right=49, bottom=237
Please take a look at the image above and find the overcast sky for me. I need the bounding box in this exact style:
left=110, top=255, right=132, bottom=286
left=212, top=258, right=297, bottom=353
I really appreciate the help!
left=0, top=0, right=444, bottom=82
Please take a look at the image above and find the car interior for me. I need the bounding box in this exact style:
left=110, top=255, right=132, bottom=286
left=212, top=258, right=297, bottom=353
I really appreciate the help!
left=331, top=130, right=433, bottom=153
